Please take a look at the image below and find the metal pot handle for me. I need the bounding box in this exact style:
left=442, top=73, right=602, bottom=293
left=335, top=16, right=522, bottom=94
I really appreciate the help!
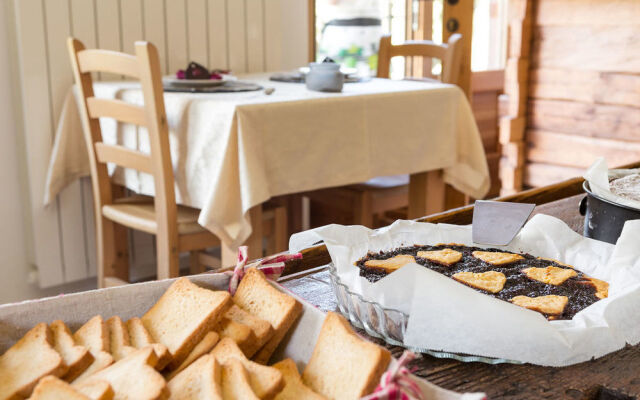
left=579, top=196, right=588, bottom=216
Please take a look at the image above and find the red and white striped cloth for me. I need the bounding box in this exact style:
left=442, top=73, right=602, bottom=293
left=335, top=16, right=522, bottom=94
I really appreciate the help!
left=361, top=351, right=424, bottom=400
left=226, top=246, right=302, bottom=295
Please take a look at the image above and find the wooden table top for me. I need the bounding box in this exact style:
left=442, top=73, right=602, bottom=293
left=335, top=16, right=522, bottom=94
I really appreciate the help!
left=280, top=195, right=639, bottom=400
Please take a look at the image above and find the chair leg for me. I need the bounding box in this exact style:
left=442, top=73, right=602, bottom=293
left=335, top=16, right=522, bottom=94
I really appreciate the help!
left=97, top=217, right=129, bottom=288
left=353, top=191, right=373, bottom=227
left=273, top=206, right=288, bottom=253
left=156, top=233, right=180, bottom=280
left=189, top=251, right=206, bottom=275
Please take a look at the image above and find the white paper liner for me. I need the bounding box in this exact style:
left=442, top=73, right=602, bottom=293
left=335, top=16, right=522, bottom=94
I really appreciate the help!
left=0, top=274, right=485, bottom=400
left=584, top=157, right=640, bottom=211
left=291, top=215, right=640, bottom=366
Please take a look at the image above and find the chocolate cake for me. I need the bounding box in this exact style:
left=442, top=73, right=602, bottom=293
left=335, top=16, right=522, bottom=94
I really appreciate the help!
left=355, top=244, right=608, bottom=320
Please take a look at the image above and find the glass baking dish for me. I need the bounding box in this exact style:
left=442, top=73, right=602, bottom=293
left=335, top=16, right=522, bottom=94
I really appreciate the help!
left=327, top=262, right=520, bottom=364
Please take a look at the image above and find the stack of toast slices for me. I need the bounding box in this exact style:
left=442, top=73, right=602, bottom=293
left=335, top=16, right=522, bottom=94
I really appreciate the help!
left=0, top=268, right=392, bottom=400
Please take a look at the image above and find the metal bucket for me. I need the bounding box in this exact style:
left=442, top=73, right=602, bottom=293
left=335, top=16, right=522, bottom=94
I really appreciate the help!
left=580, top=181, right=640, bottom=244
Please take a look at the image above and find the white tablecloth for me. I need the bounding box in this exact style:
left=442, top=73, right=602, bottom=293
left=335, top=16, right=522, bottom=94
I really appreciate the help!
left=45, top=74, right=489, bottom=247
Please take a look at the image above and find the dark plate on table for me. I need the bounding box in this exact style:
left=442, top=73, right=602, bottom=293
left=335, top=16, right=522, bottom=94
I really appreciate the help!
left=163, top=81, right=263, bottom=93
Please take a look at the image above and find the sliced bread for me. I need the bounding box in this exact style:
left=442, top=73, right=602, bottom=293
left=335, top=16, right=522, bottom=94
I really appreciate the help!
left=81, top=347, right=168, bottom=400
left=232, top=268, right=302, bottom=364
left=214, top=319, right=256, bottom=357
left=167, top=354, right=222, bottom=400
left=224, top=305, right=274, bottom=358
left=73, top=380, right=114, bottom=400
left=141, top=278, right=231, bottom=368
left=0, top=323, right=65, bottom=399
left=166, top=331, right=219, bottom=380
left=210, top=338, right=283, bottom=400
left=302, top=312, right=391, bottom=400
left=272, top=359, right=326, bottom=400
left=50, top=320, right=93, bottom=382
left=126, top=317, right=171, bottom=370
left=72, top=316, right=114, bottom=383
left=221, top=358, right=259, bottom=400
left=29, top=376, right=91, bottom=400
left=105, top=316, right=136, bottom=362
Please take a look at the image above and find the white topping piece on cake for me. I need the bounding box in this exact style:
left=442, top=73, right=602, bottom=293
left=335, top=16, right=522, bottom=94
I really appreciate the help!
left=416, top=249, right=462, bottom=266
left=511, top=295, right=569, bottom=315
left=523, top=266, right=577, bottom=286
left=452, top=271, right=507, bottom=293
left=472, top=251, right=524, bottom=266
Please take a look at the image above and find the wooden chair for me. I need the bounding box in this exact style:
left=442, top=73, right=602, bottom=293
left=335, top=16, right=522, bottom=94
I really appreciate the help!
left=306, top=34, right=464, bottom=227
left=67, top=38, right=286, bottom=287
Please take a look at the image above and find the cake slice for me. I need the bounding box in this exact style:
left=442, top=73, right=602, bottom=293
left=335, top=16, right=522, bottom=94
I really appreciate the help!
left=72, top=316, right=115, bottom=383
left=210, top=338, right=283, bottom=399
left=302, top=312, right=391, bottom=400
left=30, top=376, right=113, bottom=400
left=272, top=359, right=326, bottom=400
left=0, top=323, right=65, bottom=399
left=232, top=268, right=302, bottom=364
left=167, top=354, right=222, bottom=400
left=166, top=331, right=219, bottom=380
left=224, top=305, right=274, bottom=358
left=126, top=317, right=172, bottom=370
left=221, top=359, right=259, bottom=400
left=80, top=347, right=168, bottom=400
left=50, top=320, right=94, bottom=382
left=142, top=278, right=231, bottom=368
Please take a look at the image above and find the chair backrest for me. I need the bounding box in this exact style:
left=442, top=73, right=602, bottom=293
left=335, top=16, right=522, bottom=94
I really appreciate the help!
left=376, top=33, right=463, bottom=85
left=67, top=38, right=177, bottom=243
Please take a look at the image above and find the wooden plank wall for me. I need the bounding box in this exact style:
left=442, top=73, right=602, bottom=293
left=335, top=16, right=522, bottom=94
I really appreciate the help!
left=472, top=70, right=504, bottom=198
left=12, top=0, right=308, bottom=287
left=508, top=0, right=640, bottom=188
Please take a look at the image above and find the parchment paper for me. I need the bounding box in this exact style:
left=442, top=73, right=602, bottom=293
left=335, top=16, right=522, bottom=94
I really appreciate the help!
left=0, top=274, right=484, bottom=399
left=292, top=215, right=640, bottom=366
left=584, top=157, right=640, bottom=210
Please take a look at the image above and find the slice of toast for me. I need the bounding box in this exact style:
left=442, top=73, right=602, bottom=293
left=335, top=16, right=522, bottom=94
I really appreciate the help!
left=72, top=316, right=114, bottom=383
left=50, top=320, right=94, bottom=382
left=224, top=305, right=274, bottom=358
left=302, top=312, right=391, bottom=400
left=214, top=318, right=256, bottom=357
left=126, top=317, right=172, bottom=370
left=232, top=269, right=302, bottom=364
left=105, top=316, right=136, bottom=362
left=73, top=380, right=114, bottom=400
left=29, top=376, right=91, bottom=400
left=30, top=376, right=113, bottom=400
left=210, top=338, right=283, bottom=400
left=167, top=354, right=222, bottom=400
left=166, top=331, right=219, bottom=381
left=272, top=359, right=326, bottom=400
left=0, top=323, right=66, bottom=399
left=221, top=358, right=259, bottom=400
left=81, top=347, right=168, bottom=400
left=142, top=278, right=231, bottom=368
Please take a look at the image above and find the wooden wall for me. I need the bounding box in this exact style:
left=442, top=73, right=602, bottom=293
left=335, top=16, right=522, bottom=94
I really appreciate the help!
left=502, top=0, right=640, bottom=190
left=12, top=0, right=308, bottom=287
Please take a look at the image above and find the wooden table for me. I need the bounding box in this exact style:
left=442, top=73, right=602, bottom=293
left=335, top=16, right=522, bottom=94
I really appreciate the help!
left=279, top=192, right=640, bottom=399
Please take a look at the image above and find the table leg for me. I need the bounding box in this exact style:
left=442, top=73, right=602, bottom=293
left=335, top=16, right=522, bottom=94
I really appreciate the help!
left=408, top=170, right=446, bottom=219
left=221, top=205, right=264, bottom=267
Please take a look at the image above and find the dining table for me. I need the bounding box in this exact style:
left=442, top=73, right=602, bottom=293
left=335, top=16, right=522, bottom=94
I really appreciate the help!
left=44, top=72, right=490, bottom=263
left=278, top=182, right=640, bottom=400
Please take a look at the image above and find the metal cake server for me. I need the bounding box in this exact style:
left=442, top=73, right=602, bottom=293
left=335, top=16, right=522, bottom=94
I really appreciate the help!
left=472, top=200, right=536, bottom=246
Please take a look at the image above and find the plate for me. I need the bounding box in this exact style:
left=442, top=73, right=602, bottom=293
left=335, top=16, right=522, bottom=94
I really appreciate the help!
left=299, top=66, right=358, bottom=77
left=162, top=74, right=234, bottom=87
